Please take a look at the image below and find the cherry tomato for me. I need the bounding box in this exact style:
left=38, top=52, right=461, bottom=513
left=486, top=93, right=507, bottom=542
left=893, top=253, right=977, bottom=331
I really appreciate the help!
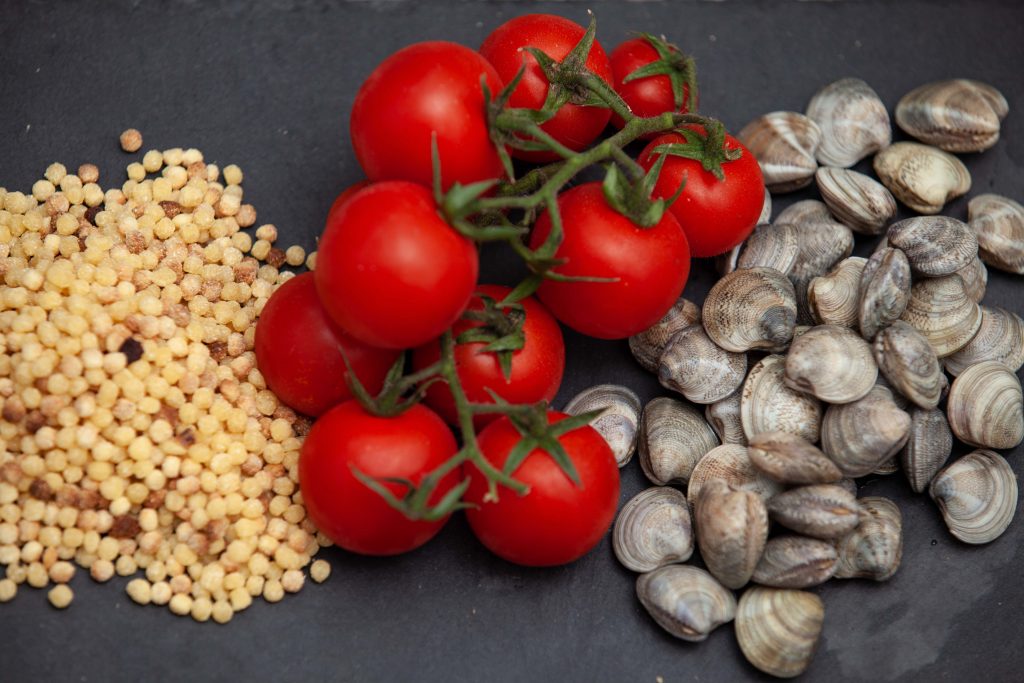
left=254, top=273, right=399, bottom=417
left=464, top=411, right=620, bottom=567
left=315, top=181, right=479, bottom=350
left=609, top=36, right=696, bottom=132
left=325, top=180, right=369, bottom=225
left=528, top=182, right=690, bottom=339
left=638, top=126, right=764, bottom=258
left=350, top=41, right=505, bottom=190
left=479, top=14, right=613, bottom=162
left=412, top=285, right=565, bottom=429
left=299, top=400, right=460, bottom=556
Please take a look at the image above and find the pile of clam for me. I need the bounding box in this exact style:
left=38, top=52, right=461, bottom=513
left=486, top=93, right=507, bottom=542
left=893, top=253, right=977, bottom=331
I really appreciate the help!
left=563, top=77, right=1023, bottom=678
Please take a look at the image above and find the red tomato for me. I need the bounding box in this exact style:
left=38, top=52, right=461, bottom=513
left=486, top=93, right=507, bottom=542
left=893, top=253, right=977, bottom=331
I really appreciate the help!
left=299, top=400, right=460, bottom=556
left=638, top=127, right=764, bottom=258
left=464, top=411, right=620, bottom=567
left=479, top=14, right=613, bottom=161
left=528, top=182, right=690, bottom=339
left=315, top=181, right=479, bottom=350
left=609, top=37, right=696, bottom=132
left=350, top=42, right=505, bottom=190
left=254, top=273, right=399, bottom=417
left=325, top=180, right=369, bottom=224
left=412, top=285, right=565, bottom=428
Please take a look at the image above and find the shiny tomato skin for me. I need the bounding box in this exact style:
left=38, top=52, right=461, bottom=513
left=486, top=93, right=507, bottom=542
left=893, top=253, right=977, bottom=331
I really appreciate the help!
left=315, top=181, right=479, bottom=350
left=254, top=273, right=399, bottom=417
left=299, top=401, right=460, bottom=556
left=479, top=14, right=613, bottom=162
left=639, top=127, right=764, bottom=258
left=350, top=41, right=505, bottom=190
left=325, top=180, right=370, bottom=225
left=412, top=285, right=565, bottom=428
left=609, top=37, right=696, bottom=132
left=528, top=182, right=690, bottom=339
left=464, top=412, right=620, bottom=567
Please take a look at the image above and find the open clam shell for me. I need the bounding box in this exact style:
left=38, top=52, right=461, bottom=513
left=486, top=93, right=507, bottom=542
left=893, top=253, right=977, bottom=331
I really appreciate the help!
left=946, top=360, right=1024, bottom=450
left=858, top=247, right=912, bottom=341
left=887, top=216, right=978, bottom=277
left=636, top=565, right=737, bottom=642
left=639, top=397, right=720, bottom=486
left=736, top=586, right=825, bottom=679
left=821, top=385, right=911, bottom=477
left=872, top=320, right=944, bottom=410
left=944, top=306, right=1024, bottom=377
left=834, top=496, right=903, bottom=581
left=695, top=480, right=768, bottom=590
left=895, top=79, right=1008, bottom=152
left=806, top=77, right=891, bottom=168
left=808, top=257, right=866, bottom=329
left=741, top=355, right=823, bottom=444
left=629, top=297, right=702, bottom=373
left=784, top=324, right=878, bottom=404
left=703, top=267, right=797, bottom=353
left=930, top=450, right=1017, bottom=545
left=900, top=408, right=953, bottom=494
left=968, top=194, right=1024, bottom=274
left=659, top=326, right=747, bottom=405
left=747, top=431, right=842, bottom=485
left=815, top=167, right=896, bottom=235
left=899, top=274, right=981, bottom=358
left=613, top=487, right=693, bottom=573
left=564, top=384, right=642, bottom=468
left=873, top=142, right=971, bottom=215
left=737, top=112, right=821, bottom=193
left=752, top=536, right=838, bottom=589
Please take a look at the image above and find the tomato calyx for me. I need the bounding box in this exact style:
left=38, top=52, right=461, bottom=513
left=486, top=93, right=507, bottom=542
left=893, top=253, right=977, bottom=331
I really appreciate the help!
left=623, top=33, right=699, bottom=113
left=651, top=120, right=743, bottom=180
left=601, top=150, right=685, bottom=228
left=455, top=294, right=527, bottom=381
left=340, top=351, right=443, bottom=419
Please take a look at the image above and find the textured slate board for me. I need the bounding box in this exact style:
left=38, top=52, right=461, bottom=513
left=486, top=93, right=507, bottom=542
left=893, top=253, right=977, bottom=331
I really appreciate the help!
left=1, top=1, right=1023, bottom=681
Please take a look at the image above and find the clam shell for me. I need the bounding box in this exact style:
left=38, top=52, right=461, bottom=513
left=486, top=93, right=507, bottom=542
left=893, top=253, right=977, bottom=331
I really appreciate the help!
left=806, top=77, right=891, bottom=168
left=736, top=223, right=801, bottom=275
left=858, top=247, right=912, bottom=340
left=836, top=478, right=859, bottom=498
left=706, top=390, right=747, bottom=446
left=613, top=487, right=693, bottom=573
left=704, top=389, right=745, bottom=448
left=821, top=385, right=911, bottom=477
left=872, top=320, right=944, bottom=410
left=629, top=297, right=702, bottom=373
left=899, top=274, right=981, bottom=358
left=687, top=444, right=784, bottom=512
left=873, top=142, right=971, bottom=215
left=808, top=257, right=866, bottom=329
left=741, top=355, right=823, bottom=443
left=695, top=480, right=768, bottom=590
left=944, top=306, right=1024, bottom=377
left=930, top=449, right=1017, bottom=544
left=968, top=194, right=1024, bottom=274
left=872, top=457, right=900, bottom=475
left=767, top=485, right=861, bottom=540
left=737, top=112, right=821, bottom=193
left=759, top=187, right=773, bottom=225
left=564, top=384, right=642, bottom=468
left=747, top=431, right=842, bottom=485
left=834, top=496, right=903, bottom=581
left=900, top=408, right=953, bottom=493
left=946, top=360, right=1024, bottom=450
left=658, top=326, right=747, bottom=405
left=815, top=167, right=896, bottom=235
left=887, top=216, right=978, bottom=277
left=703, top=267, right=797, bottom=353
left=638, top=397, right=719, bottom=486
left=784, top=324, right=878, bottom=404
left=955, top=256, right=988, bottom=303
left=636, top=565, right=737, bottom=642
left=736, top=587, right=824, bottom=679
left=895, top=79, right=1008, bottom=153
left=752, top=536, right=838, bottom=589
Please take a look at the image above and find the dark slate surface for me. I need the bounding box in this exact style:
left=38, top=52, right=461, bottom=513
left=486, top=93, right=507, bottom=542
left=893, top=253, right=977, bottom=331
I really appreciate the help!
left=1, top=1, right=1023, bottom=681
